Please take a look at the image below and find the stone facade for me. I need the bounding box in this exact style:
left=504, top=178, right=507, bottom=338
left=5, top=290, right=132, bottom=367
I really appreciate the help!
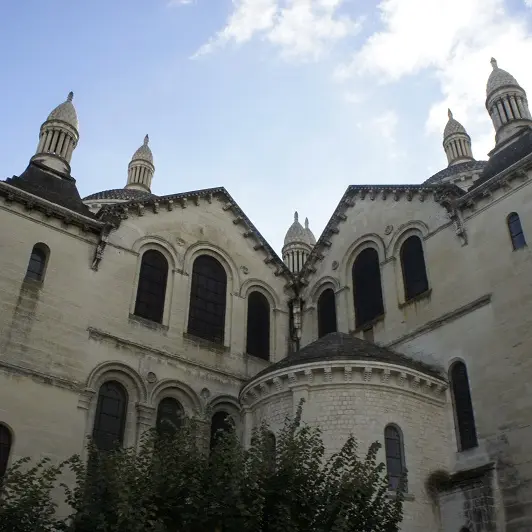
left=2, top=59, right=532, bottom=531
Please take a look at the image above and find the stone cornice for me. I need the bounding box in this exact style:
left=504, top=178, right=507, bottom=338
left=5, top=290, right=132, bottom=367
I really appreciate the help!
left=299, top=184, right=458, bottom=283
left=0, top=181, right=105, bottom=234
left=240, top=359, right=448, bottom=408
left=98, top=187, right=295, bottom=288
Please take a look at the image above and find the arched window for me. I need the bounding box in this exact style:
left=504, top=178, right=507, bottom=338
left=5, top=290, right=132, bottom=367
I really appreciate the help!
left=507, top=212, right=526, bottom=250
left=246, top=291, right=270, bottom=360
left=400, top=235, right=429, bottom=301
left=450, top=361, right=478, bottom=451
left=134, top=250, right=169, bottom=323
left=92, top=381, right=128, bottom=451
left=0, top=424, right=12, bottom=478
left=188, top=255, right=227, bottom=344
left=25, top=243, right=49, bottom=282
left=317, top=288, right=337, bottom=338
left=384, top=424, right=406, bottom=491
left=210, top=411, right=233, bottom=450
left=156, top=397, right=184, bottom=437
left=353, top=248, right=384, bottom=328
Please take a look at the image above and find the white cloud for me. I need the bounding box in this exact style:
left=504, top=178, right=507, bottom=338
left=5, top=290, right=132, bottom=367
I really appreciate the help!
left=194, top=0, right=361, bottom=60
left=371, top=110, right=404, bottom=160
left=168, top=0, right=194, bottom=5
left=335, top=0, right=532, bottom=159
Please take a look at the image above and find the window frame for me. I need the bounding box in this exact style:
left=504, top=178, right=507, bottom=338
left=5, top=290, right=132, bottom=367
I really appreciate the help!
left=400, top=235, right=429, bottom=302
left=352, top=246, right=385, bottom=329
left=0, top=423, right=12, bottom=479
left=187, top=254, right=228, bottom=345
left=210, top=410, right=233, bottom=451
left=156, top=397, right=184, bottom=436
left=246, top=290, right=271, bottom=360
left=450, top=361, right=478, bottom=452
left=507, top=212, right=526, bottom=250
left=317, top=287, right=337, bottom=338
left=133, top=249, right=169, bottom=324
left=24, top=243, right=50, bottom=283
left=384, top=424, right=406, bottom=491
left=92, top=381, right=128, bottom=451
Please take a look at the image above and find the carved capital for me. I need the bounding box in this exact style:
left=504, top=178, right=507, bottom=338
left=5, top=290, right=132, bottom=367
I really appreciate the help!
left=77, top=388, right=96, bottom=410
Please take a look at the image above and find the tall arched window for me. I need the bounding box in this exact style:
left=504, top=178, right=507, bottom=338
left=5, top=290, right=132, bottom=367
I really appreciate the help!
left=25, top=243, right=49, bottom=282
left=400, top=235, right=429, bottom=301
left=134, top=250, right=169, bottom=323
left=210, top=411, right=233, bottom=450
left=384, top=424, right=406, bottom=491
left=507, top=212, right=526, bottom=250
left=188, top=255, right=227, bottom=344
left=450, top=361, right=478, bottom=451
left=353, top=248, right=384, bottom=328
left=156, top=397, right=184, bottom=437
left=92, top=381, right=128, bottom=451
left=317, top=288, right=337, bottom=338
left=0, top=424, right=12, bottom=478
left=246, top=291, right=270, bottom=360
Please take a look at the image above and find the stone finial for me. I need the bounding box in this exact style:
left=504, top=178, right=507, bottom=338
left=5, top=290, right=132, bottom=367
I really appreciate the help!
left=448, top=108, right=453, bottom=119
left=67, top=91, right=74, bottom=102
left=144, top=134, right=149, bottom=145
left=491, top=57, right=498, bottom=70
left=294, top=211, right=299, bottom=222
left=305, top=217, right=309, bottom=229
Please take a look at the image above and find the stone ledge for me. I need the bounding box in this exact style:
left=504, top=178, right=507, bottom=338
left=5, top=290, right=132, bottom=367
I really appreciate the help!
left=240, top=359, right=448, bottom=408
left=128, top=313, right=169, bottom=333
left=398, top=288, right=432, bottom=309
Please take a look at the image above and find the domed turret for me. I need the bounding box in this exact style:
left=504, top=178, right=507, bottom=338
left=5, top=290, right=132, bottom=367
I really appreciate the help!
left=282, top=212, right=315, bottom=274
left=486, top=58, right=532, bottom=146
left=125, top=134, right=155, bottom=192
left=31, top=92, right=80, bottom=175
left=443, top=109, right=474, bottom=166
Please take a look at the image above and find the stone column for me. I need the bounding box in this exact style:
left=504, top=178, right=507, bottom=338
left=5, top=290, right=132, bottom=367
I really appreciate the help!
left=136, top=403, right=156, bottom=446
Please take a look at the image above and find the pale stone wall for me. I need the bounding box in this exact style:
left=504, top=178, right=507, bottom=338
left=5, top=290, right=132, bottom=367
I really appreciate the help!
left=242, top=360, right=449, bottom=532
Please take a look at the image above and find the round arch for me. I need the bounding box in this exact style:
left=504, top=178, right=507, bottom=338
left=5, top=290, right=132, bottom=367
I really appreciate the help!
left=149, top=379, right=203, bottom=416
left=308, top=275, right=341, bottom=303
left=86, top=361, right=148, bottom=402
left=240, top=278, right=280, bottom=309
left=388, top=220, right=429, bottom=258
left=340, top=234, right=386, bottom=288
left=132, top=236, right=181, bottom=271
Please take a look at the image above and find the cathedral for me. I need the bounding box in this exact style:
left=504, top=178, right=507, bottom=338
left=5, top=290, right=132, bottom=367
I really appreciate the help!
left=1, top=57, right=532, bottom=531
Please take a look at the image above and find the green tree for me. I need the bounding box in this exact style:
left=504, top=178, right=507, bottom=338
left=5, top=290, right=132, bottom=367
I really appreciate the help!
left=0, top=404, right=404, bottom=532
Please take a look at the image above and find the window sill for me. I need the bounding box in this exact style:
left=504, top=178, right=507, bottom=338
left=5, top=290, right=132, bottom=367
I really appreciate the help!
left=386, top=491, right=414, bottom=502
left=21, top=278, right=43, bottom=291
left=245, top=352, right=271, bottom=363
left=183, top=332, right=228, bottom=353
left=128, top=313, right=169, bottom=332
left=398, top=288, right=432, bottom=309
left=352, top=313, right=385, bottom=334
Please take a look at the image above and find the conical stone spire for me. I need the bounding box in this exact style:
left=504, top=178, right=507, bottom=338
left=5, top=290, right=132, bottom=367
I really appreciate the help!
left=282, top=211, right=316, bottom=274
left=31, top=92, right=80, bottom=175
left=443, top=109, right=474, bottom=166
left=126, top=134, right=155, bottom=192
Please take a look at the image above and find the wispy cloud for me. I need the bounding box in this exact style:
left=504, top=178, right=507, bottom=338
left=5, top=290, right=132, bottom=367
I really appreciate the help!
left=193, top=0, right=361, bottom=61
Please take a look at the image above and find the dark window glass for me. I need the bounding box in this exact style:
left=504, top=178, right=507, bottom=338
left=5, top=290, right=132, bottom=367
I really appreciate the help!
left=0, top=424, right=12, bottom=478
left=385, top=425, right=405, bottom=491
left=92, top=381, right=127, bottom=451
left=353, top=248, right=384, bottom=328
left=210, top=411, right=233, bottom=451
left=134, top=250, right=169, bottom=324
left=400, top=236, right=429, bottom=300
left=450, top=362, right=478, bottom=451
left=317, top=288, right=337, bottom=338
left=156, top=397, right=184, bottom=437
left=25, top=245, right=48, bottom=281
left=508, top=212, right=526, bottom=250
left=246, top=291, right=270, bottom=360
left=188, top=255, right=227, bottom=344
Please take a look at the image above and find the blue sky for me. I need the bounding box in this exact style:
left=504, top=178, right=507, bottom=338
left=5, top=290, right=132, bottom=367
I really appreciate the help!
left=2, top=0, right=532, bottom=253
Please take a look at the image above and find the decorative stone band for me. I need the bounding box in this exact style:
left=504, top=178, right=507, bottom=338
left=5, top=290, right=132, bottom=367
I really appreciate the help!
left=240, top=360, right=447, bottom=408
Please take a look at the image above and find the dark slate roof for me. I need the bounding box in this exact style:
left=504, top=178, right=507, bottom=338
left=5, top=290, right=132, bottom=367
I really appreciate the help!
left=252, top=332, right=443, bottom=380
left=470, top=128, right=532, bottom=190
left=83, top=188, right=156, bottom=201
left=5, top=162, right=94, bottom=218
left=423, top=160, right=487, bottom=185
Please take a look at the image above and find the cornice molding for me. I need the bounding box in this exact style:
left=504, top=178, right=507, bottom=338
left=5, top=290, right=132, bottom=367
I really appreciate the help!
left=240, top=359, right=448, bottom=408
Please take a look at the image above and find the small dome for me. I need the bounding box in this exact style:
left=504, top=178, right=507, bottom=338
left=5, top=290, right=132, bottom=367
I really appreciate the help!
left=284, top=212, right=315, bottom=247
left=487, top=58, right=520, bottom=97
left=443, top=109, right=467, bottom=139
left=131, top=134, right=153, bottom=164
left=46, top=92, right=79, bottom=130
left=83, top=188, right=155, bottom=202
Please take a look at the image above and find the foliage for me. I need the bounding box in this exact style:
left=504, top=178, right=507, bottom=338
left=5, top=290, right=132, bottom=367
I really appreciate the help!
left=0, top=404, right=405, bottom=532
